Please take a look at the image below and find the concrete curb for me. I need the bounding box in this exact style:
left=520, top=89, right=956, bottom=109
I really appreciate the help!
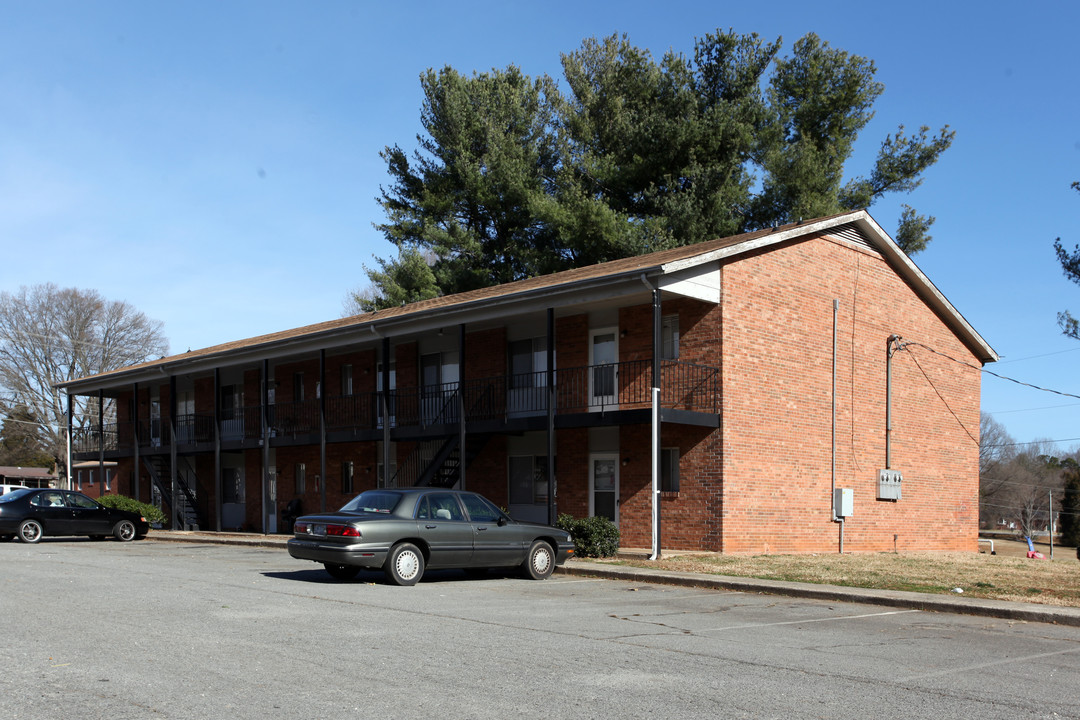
left=556, top=561, right=1080, bottom=627
left=147, top=531, right=1080, bottom=627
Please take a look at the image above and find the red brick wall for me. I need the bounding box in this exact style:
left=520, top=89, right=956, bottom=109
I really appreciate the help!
left=718, top=234, right=981, bottom=554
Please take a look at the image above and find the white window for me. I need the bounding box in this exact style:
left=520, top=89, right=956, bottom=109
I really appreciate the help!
left=661, top=315, right=680, bottom=360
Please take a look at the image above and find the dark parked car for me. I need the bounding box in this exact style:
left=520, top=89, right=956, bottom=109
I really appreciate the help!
left=287, top=488, right=574, bottom=585
left=0, top=488, right=150, bottom=544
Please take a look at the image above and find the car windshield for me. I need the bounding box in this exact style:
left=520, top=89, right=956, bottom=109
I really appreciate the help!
left=339, top=491, right=402, bottom=514
left=0, top=488, right=32, bottom=503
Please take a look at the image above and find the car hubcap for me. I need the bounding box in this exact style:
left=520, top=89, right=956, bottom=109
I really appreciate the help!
left=120, top=523, right=134, bottom=540
left=22, top=524, right=40, bottom=541
left=533, top=548, right=551, bottom=574
left=396, top=551, right=419, bottom=580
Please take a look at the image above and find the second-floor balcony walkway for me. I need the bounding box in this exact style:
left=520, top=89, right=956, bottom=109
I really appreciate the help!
left=72, top=359, right=718, bottom=456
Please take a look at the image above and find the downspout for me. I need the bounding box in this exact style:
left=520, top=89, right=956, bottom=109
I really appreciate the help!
left=833, top=300, right=841, bottom=553
left=66, top=393, right=73, bottom=491
left=641, top=274, right=661, bottom=560
left=832, top=300, right=837, bottom=521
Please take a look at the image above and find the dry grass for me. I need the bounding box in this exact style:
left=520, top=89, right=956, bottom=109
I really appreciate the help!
left=607, top=539, right=1080, bottom=607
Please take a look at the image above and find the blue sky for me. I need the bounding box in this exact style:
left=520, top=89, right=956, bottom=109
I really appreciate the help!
left=1, top=1, right=1078, bottom=448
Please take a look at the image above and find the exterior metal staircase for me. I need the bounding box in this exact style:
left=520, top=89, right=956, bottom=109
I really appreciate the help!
left=142, top=456, right=204, bottom=530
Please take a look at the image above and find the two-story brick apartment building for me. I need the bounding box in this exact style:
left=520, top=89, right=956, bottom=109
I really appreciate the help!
left=60, top=211, right=996, bottom=554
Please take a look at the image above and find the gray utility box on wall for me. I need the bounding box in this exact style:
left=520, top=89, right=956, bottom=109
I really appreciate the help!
left=877, top=469, right=903, bottom=500
left=833, top=488, right=853, bottom=518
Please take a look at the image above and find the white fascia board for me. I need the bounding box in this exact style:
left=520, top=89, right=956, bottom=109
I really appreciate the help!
left=658, top=264, right=720, bottom=303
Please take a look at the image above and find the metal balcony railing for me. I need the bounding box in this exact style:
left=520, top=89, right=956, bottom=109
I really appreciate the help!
left=70, top=359, right=718, bottom=457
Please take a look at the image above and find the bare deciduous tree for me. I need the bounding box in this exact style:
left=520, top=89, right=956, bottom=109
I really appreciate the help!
left=0, top=284, right=169, bottom=474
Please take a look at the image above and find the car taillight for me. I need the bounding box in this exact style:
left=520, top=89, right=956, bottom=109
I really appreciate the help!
left=325, top=524, right=361, bottom=537
left=294, top=521, right=309, bottom=534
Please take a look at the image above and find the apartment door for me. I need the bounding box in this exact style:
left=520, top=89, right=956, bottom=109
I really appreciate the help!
left=589, top=328, right=618, bottom=410
left=589, top=453, right=619, bottom=523
left=149, top=398, right=162, bottom=447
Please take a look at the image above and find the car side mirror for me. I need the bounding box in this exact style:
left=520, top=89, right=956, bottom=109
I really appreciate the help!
left=497, top=516, right=508, bottom=527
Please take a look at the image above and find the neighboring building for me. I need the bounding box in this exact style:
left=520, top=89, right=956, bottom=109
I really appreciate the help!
left=59, top=211, right=996, bottom=554
left=70, top=460, right=119, bottom=499
left=0, top=466, right=56, bottom=488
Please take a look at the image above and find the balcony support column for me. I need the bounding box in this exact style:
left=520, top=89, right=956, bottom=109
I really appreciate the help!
left=213, top=368, right=222, bottom=532
left=132, top=382, right=140, bottom=501
left=262, top=359, right=271, bottom=534
left=458, top=323, right=466, bottom=490
left=97, top=389, right=105, bottom=494
left=169, top=375, right=180, bottom=530
left=319, top=349, right=327, bottom=512
left=546, top=308, right=557, bottom=526
left=381, top=337, right=391, bottom=488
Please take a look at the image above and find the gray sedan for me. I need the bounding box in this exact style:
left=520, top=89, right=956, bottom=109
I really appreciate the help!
left=287, top=488, right=575, bottom=585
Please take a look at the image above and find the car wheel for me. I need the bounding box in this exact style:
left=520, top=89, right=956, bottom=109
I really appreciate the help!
left=522, top=540, right=555, bottom=580
left=384, top=542, right=424, bottom=586
left=18, top=519, right=43, bottom=544
left=113, top=520, right=137, bottom=542
left=324, top=563, right=361, bottom=580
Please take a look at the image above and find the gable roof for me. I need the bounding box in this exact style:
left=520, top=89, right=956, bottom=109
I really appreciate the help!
left=60, top=210, right=996, bottom=392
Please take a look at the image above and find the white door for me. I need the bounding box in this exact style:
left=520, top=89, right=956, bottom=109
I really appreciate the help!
left=589, top=328, right=618, bottom=410
left=589, top=453, right=619, bottom=523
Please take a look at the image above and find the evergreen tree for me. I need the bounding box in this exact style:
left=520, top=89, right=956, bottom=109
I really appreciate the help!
left=359, top=29, right=954, bottom=309
left=1060, top=465, right=1080, bottom=546
left=1053, top=181, right=1080, bottom=339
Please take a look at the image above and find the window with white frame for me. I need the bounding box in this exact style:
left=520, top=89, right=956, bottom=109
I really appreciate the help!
left=341, top=461, right=354, bottom=494
left=661, top=315, right=680, bottom=360
left=509, top=455, right=550, bottom=505
left=661, top=447, right=680, bottom=492
left=341, top=364, right=353, bottom=396
left=509, top=338, right=547, bottom=389
left=295, top=463, right=306, bottom=494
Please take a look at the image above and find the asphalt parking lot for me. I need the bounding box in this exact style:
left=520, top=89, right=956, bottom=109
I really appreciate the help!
left=2, top=539, right=1079, bottom=719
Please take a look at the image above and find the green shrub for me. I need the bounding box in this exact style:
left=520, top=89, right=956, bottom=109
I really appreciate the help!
left=555, top=513, right=620, bottom=558
left=96, top=494, right=167, bottom=526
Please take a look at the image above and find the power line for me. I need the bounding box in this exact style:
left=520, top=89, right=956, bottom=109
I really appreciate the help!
left=996, top=346, right=1080, bottom=364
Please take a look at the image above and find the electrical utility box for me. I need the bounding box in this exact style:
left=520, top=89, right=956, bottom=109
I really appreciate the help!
left=877, top=469, right=903, bottom=500
left=833, top=488, right=853, bottom=518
